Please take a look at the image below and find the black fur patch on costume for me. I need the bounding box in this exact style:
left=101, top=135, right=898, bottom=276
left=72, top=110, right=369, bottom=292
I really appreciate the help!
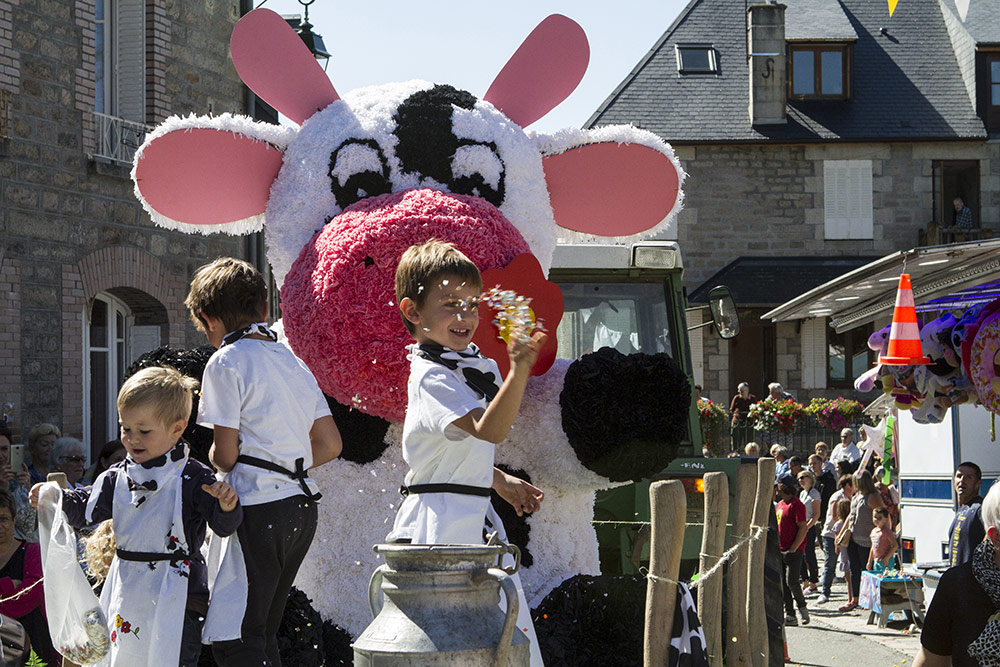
left=392, top=85, right=505, bottom=207
left=560, top=348, right=690, bottom=482
left=327, top=138, right=391, bottom=209
left=321, top=619, right=355, bottom=665
left=325, top=395, right=391, bottom=464
left=490, top=465, right=533, bottom=567
left=533, top=574, right=646, bottom=666
left=124, top=345, right=216, bottom=467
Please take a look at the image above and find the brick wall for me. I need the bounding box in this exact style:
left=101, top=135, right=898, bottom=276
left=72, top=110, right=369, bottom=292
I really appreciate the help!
left=3, top=0, right=247, bottom=443
left=0, top=0, right=21, bottom=91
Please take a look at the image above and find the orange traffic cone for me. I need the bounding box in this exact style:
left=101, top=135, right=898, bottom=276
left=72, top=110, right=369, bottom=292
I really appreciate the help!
left=880, top=273, right=930, bottom=365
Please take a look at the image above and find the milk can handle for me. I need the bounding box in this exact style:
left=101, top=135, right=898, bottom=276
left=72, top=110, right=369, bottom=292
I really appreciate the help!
left=368, top=564, right=389, bottom=619
left=487, top=568, right=519, bottom=667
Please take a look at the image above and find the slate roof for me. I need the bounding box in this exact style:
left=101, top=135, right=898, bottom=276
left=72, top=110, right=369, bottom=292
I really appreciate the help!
left=947, top=0, right=1000, bottom=43
left=587, top=0, right=986, bottom=143
left=688, top=256, right=881, bottom=306
left=786, top=0, right=857, bottom=41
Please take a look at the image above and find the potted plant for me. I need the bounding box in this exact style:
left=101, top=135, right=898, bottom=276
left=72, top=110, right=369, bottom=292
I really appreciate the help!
left=805, top=397, right=865, bottom=431
left=697, top=399, right=730, bottom=457
left=748, top=399, right=806, bottom=434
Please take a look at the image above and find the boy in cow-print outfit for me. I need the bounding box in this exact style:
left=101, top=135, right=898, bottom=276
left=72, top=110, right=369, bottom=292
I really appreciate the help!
left=389, top=240, right=547, bottom=664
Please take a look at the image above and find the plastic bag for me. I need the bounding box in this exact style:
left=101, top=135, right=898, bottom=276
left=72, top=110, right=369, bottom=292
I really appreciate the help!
left=36, top=483, right=110, bottom=665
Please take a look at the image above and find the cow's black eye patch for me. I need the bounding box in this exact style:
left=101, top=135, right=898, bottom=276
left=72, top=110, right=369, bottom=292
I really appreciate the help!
left=450, top=139, right=505, bottom=206
left=329, top=138, right=391, bottom=208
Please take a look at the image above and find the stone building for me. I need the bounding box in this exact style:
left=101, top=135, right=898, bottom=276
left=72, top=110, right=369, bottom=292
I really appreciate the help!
left=0, top=0, right=263, bottom=455
left=586, top=0, right=1000, bottom=407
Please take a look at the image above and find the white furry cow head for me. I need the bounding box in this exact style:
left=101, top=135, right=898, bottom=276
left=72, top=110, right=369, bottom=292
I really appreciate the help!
left=132, top=8, right=684, bottom=427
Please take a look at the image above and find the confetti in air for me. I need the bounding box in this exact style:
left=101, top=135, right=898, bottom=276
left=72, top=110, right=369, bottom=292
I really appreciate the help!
left=482, top=287, right=544, bottom=345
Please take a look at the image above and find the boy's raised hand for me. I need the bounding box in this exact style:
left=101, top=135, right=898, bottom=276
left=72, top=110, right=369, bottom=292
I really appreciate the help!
left=202, top=481, right=239, bottom=512
left=507, top=331, right=548, bottom=376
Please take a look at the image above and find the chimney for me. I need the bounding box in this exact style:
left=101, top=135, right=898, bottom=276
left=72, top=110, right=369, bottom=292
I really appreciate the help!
left=747, top=3, right=787, bottom=125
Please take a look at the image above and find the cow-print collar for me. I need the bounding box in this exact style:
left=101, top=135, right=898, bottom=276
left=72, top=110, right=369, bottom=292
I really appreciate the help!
left=222, top=322, right=278, bottom=347
left=410, top=343, right=500, bottom=403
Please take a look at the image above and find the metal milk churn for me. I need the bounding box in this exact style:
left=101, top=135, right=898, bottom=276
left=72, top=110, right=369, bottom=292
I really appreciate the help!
left=354, top=542, right=530, bottom=666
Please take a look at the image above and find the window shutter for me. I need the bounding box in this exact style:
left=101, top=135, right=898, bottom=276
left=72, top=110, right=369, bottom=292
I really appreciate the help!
left=115, top=0, right=146, bottom=122
left=688, top=309, right=704, bottom=387
left=801, top=317, right=828, bottom=389
left=129, top=325, right=161, bottom=365
left=824, top=160, right=873, bottom=239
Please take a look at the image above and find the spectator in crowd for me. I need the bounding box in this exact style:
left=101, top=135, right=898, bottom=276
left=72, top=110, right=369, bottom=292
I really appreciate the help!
left=771, top=445, right=790, bottom=480
left=0, top=424, right=35, bottom=541
left=915, top=479, right=1000, bottom=667
left=867, top=507, right=898, bottom=571
left=694, top=384, right=704, bottom=401
left=953, top=196, right=973, bottom=230
left=0, top=489, right=52, bottom=664
left=797, top=469, right=822, bottom=595
left=809, top=454, right=837, bottom=541
left=833, top=498, right=855, bottom=608
left=835, top=459, right=853, bottom=480
left=948, top=461, right=985, bottom=567
left=788, top=456, right=806, bottom=480
left=818, top=475, right=854, bottom=604
left=26, top=424, right=60, bottom=485
left=776, top=481, right=810, bottom=626
left=765, top=382, right=794, bottom=402
left=82, top=439, right=126, bottom=485
left=841, top=470, right=886, bottom=612
left=49, top=437, right=88, bottom=489
left=744, top=442, right=759, bottom=457
left=874, top=466, right=900, bottom=530
left=830, top=428, right=862, bottom=469
left=730, top=382, right=756, bottom=424
left=814, top=441, right=837, bottom=477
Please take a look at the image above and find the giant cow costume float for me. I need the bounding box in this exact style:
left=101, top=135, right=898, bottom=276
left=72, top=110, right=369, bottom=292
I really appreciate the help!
left=132, top=9, right=692, bottom=663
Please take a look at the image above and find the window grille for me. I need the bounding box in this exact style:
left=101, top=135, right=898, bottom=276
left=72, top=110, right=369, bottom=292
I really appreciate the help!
left=85, top=110, right=152, bottom=167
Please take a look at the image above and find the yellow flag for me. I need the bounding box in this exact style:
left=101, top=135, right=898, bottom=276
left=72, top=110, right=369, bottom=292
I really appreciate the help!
left=888, top=0, right=899, bottom=16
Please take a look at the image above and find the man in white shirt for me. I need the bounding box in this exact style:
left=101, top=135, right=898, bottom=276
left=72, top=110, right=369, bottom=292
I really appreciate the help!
left=829, top=428, right=862, bottom=470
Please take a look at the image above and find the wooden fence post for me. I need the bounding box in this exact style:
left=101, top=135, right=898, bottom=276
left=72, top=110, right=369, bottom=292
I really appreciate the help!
left=644, top=480, right=686, bottom=667
left=725, top=463, right=756, bottom=667
left=698, top=471, right=728, bottom=667
left=747, top=457, right=775, bottom=667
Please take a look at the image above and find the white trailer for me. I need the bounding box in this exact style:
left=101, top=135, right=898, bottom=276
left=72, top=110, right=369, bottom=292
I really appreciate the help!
left=897, top=403, right=997, bottom=565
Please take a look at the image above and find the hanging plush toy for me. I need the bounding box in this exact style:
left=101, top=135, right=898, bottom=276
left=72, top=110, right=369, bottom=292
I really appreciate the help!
left=131, top=8, right=690, bottom=658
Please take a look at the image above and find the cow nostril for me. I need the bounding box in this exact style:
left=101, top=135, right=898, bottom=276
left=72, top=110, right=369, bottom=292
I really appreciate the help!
left=364, top=256, right=375, bottom=267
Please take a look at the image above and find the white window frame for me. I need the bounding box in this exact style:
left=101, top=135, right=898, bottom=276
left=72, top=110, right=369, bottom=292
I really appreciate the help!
left=800, top=317, right=828, bottom=389
left=94, top=0, right=146, bottom=123
left=688, top=308, right=705, bottom=388
left=83, top=293, right=132, bottom=454
left=824, top=159, right=873, bottom=239
left=675, top=44, right=718, bottom=74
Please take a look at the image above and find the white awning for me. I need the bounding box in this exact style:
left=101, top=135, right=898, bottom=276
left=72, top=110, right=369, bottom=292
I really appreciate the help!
left=762, top=239, right=1000, bottom=333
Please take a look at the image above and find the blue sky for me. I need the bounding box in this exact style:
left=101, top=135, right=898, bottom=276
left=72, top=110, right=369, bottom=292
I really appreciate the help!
left=254, top=1, right=689, bottom=133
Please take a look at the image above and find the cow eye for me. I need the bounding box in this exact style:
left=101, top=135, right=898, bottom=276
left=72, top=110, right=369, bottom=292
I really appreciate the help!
left=328, top=139, right=392, bottom=209
left=450, top=140, right=504, bottom=206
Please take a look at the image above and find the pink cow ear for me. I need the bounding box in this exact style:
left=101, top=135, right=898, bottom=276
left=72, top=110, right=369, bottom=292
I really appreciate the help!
left=133, top=118, right=290, bottom=234
left=231, top=8, right=340, bottom=126
left=543, top=141, right=682, bottom=237
left=483, top=15, right=589, bottom=128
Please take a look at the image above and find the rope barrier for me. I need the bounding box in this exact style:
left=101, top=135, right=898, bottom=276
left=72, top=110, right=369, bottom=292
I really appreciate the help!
left=640, top=526, right=766, bottom=591
left=0, top=576, right=43, bottom=604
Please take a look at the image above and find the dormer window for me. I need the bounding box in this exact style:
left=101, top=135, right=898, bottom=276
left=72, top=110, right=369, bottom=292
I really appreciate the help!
left=676, top=44, right=717, bottom=74
left=788, top=44, right=851, bottom=99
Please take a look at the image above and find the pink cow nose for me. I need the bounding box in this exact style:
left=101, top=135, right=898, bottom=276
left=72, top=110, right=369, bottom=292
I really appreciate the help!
left=281, top=188, right=531, bottom=423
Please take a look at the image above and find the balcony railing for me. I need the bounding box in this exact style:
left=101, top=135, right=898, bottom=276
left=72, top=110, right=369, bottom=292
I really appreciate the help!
left=921, top=221, right=996, bottom=246
left=85, top=111, right=152, bottom=167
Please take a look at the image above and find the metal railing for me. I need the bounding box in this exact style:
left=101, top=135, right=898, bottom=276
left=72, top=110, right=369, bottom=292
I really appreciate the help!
left=85, top=111, right=152, bottom=167
left=727, top=420, right=856, bottom=458
left=921, top=221, right=996, bottom=246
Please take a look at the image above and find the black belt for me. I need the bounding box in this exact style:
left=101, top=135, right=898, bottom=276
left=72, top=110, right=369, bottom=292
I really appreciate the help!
left=399, top=483, right=492, bottom=497
left=236, top=455, right=322, bottom=501
left=116, top=548, right=192, bottom=566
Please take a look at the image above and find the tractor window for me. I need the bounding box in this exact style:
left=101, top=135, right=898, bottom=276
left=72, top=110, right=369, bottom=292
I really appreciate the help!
left=555, top=282, right=675, bottom=361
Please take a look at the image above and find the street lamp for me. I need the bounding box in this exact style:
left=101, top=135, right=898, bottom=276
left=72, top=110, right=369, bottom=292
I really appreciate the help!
left=290, top=0, right=330, bottom=70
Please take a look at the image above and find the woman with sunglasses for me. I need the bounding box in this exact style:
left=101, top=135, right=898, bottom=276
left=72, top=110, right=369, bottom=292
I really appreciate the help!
left=26, top=423, right=60, bottom=485
left=49, top=437, right=88, bottom=489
